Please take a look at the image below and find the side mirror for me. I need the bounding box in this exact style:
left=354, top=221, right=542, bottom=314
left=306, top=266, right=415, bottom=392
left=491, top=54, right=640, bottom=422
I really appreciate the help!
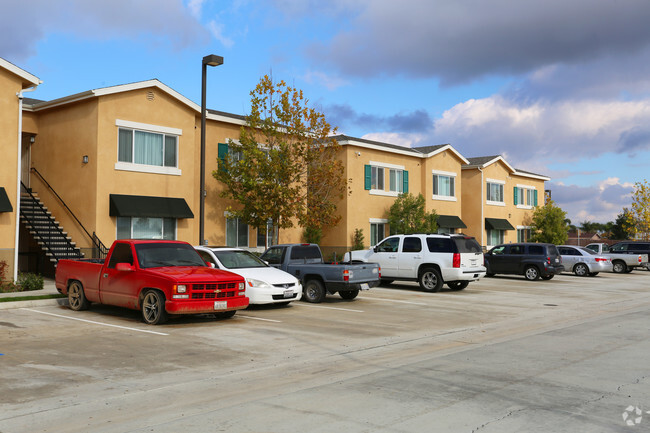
left=373, top=246, right=378, bottom=253
left=206, top=262, right=216, bottom=268
left=116, top=262, right=135, bottom=272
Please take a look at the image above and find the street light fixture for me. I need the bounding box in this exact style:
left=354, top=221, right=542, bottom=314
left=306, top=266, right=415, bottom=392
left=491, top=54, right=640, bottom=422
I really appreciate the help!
left=200, top=54, right=223, bottom=246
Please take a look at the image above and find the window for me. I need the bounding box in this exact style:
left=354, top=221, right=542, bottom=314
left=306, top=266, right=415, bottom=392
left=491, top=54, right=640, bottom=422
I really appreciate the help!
left=371, top=166, right=384, bottom=190
left=517, top=227, right=531, bottom=242
left=226, top=218, right=249, bottom=248
left=257, top=219, right=275, bottom=248
left=514, top=186, right=537, bottom=207
left=510, top=245, right=524, bottom=254
left=107, top=243, right=134, bottom=268
left=116, top=217, right=175, bottom=240
left=261, top=247, right=285, bottom=265
left=376, top=237, right=400, bottom=253
left=370, top=222, right=386, bottom=246
left=437, top=227, right=453, bottom=234
left=118, top=128, right=178, bottom=168
left=389, top=169, right=403, bottom=193
left=528, top=245, right=544, bottom=255
left=433, top=173, right=455, bottom=198
left=487, top=229, right=504, bottom=246
left=426, top=237, right=453, bottom=253
left=402, top=237, right=422, bottom=253
left=486, top=182, right=504, bottom=203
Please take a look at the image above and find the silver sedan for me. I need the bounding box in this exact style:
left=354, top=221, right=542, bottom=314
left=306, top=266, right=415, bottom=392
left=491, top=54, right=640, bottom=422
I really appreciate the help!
left=557, top=245, right=613, bottom=276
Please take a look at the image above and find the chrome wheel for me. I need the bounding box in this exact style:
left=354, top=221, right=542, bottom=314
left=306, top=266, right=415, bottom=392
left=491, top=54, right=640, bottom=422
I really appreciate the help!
left=419, top=268, right=442, bottom=292
left=141, top=290, right=168, bottom=325
left=68, top=281, right=89, bottom=311
left=524, top=266, right=540, bottom=281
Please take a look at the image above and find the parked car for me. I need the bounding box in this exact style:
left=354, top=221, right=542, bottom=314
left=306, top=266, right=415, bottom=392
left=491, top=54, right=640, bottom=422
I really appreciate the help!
left=484, top=242, right=564, bottom=281
left=195, top=246, right=302, bottom=305
left=55, top=240, right=248, bottom=324
left=585, top=243, right=649, bottom=273
left=343, top=234, right=486, bottom=292
left=260, top=244, right=380, bottom=303
left=557, top=245, right=613, bottom=276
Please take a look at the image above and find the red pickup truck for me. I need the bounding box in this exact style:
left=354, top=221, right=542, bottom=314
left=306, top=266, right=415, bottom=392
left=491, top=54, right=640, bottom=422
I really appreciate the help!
left=55, top=240, right=249, bottom=324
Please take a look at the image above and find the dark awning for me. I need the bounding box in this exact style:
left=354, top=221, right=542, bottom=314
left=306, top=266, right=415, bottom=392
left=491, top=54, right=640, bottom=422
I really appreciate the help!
left=0, top=187, right=13, bottom=213
left=437, top=214, right=467, bottom=229
left=109, top=194, right=194, bottom=218
left=485, top=217, right=515, bottom=230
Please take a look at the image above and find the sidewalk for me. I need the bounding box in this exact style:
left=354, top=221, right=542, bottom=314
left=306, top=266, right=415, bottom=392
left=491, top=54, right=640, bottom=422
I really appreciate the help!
left=0, top=278, right=68, bottom=310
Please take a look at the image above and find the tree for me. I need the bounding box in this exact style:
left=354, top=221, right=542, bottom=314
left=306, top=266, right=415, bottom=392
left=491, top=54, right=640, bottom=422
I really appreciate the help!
left=627, top=179, right=650, bottom=240
left=609, top=208, right=634, bottom=240
left=213, top=75, right=345, bottom=246
left=387, top=193, right=438, bottom=235
left=352, top=228, right=365, bottom=250
left=530, top=199, right=569, bottom=244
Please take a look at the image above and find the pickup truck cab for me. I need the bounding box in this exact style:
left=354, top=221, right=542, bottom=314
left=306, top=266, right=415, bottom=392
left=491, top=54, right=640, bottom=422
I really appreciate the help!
left=259, top=244, right=380, bottom=303
left=55, top=240, right=249, bottom=324
left=585, top=242, right=649, bottom=273
left=345, top=234, right=486, bottom=291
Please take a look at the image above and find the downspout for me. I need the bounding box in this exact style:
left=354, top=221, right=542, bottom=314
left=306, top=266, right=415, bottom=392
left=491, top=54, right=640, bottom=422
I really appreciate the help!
left=478, top=167, right=484, bottom=249
left=14, top=86, right=38, bottom=282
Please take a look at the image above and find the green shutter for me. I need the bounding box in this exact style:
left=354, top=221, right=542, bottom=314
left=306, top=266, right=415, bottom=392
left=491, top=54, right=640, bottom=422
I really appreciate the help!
left=364, top=165, right=371, bottom=190
left=513, top=187, right=518, bottom=205
left=218, top=143, right=228, bottom=172
left=534, top=189, right=538, bottom=206
left=403, top=170, right=409, bottom=193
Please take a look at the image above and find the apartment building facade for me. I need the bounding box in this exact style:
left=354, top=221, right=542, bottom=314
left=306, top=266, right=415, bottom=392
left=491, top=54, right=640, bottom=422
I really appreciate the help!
left=0, top=57, right=550, bottom=278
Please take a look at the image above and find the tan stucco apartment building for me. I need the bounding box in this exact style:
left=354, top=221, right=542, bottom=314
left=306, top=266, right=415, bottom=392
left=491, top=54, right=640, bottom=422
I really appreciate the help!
left=0, top=57, right=550, bottom=279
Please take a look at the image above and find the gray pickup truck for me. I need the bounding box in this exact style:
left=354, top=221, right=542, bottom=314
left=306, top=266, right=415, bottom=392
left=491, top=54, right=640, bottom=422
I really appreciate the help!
left=260, top=244, right=380, bottom=303
left=585, top=243, right=649, bottom=273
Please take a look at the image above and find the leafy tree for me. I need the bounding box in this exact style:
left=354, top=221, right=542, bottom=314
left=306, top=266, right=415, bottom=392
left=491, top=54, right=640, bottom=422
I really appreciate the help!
left=213, top=75, right=345, bottom=246
left=530, top=199, right=569, bottom=244
left=627, top=179, right=650, bottom=240
left=387, top=193, right=438, bottom=235
left=609, top=208, right=634, bottom=240
left=579, top=221, right=606, bottom=233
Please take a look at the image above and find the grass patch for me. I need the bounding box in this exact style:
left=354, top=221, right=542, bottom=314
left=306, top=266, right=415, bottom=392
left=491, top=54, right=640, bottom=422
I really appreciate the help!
left=0, top=294, right=66, bottom=303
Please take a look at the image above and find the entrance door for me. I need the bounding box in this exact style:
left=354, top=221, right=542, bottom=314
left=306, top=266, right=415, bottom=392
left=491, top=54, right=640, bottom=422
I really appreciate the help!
left=21, top=133, right=32, bottom=188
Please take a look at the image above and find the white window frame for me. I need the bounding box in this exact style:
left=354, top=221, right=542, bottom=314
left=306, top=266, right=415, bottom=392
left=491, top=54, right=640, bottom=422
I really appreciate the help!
left=486, top=229, right=504, bottom=248
left=432, top=169, right=457, bottom=202
left=114, top=119, right=182, bottom=176
left=369, top=161, right=404, bottom=197
left=516, top=184, right=536, bottom=209
left=486, top=178, right=505, bottom=206
left=370, top=218, right=388, bottom=246
left=517, top=225, right=532, bottom=242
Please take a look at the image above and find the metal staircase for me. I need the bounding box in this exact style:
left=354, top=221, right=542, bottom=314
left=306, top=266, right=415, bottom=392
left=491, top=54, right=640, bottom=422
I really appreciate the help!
left=20, top=188, right=84, bottom=263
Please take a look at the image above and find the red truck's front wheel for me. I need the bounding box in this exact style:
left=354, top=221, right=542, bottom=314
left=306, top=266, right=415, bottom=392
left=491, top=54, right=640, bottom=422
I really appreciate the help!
left=141, top=290, right=169, bottom=325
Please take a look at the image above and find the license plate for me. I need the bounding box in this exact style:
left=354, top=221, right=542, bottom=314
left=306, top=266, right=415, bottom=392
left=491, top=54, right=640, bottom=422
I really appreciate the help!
left=360, top=283, right=370, bottom=290
left=214, top=301, right=227, bottom=310
left=283, top=289, right=293, bottom=298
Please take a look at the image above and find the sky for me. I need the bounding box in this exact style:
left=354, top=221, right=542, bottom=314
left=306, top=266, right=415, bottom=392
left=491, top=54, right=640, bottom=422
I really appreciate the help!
left=2, top=0, right=649, bottom=226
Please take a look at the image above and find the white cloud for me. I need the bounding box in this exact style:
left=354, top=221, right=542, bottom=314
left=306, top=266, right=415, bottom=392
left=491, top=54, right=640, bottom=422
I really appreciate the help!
left=302, top=70, right=348, bottom=91
left=207, top=20, right=235, bottom=48
left=188, top=0, right=206, bottom=19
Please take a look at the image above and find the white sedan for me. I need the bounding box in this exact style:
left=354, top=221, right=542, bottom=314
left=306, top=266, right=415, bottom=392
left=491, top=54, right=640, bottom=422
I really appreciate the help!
left=195, top=246, right=302, bottom=305
left=557, top=245, right=613, bottom=276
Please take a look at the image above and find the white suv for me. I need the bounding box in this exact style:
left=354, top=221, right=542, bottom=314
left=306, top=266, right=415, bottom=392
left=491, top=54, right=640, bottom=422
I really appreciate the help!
left=344, top=234, right=486, bottom=292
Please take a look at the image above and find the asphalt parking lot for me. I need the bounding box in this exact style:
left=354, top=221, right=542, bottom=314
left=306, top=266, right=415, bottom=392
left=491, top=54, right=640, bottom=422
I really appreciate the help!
left=1, top=270, right=650, bottom=433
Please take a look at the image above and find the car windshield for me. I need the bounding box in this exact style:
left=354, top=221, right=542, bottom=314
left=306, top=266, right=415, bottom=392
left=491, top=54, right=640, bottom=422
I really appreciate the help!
left=135, top=243, right=207, bottom=268
left=213, top=250, right=268, bottom=269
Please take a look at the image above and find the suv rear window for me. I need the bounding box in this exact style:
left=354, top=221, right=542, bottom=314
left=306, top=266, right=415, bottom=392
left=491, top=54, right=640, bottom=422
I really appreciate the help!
left=452, top=237, right=482, bottom=253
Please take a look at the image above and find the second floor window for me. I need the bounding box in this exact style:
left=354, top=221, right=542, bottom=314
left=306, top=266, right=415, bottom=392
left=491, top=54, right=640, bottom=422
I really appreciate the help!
left=118, top=128, right=178, bottom=168
left=487, top=182, right=504, bottom=203
left=433, top=174, right=455, bottom=197
left=389, top=169, right=403, bottom=193
left=371, top=166, right=384, bottom=190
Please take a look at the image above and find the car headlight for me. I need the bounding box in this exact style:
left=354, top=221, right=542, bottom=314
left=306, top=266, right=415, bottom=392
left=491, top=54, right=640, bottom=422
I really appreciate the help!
left=246, top=278, right=273, bottom=289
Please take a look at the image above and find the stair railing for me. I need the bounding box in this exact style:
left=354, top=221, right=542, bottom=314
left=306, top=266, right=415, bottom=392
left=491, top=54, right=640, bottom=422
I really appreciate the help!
left=20, top=182, right=82, bottom=261
left=30, top=167, right=108, bottom=259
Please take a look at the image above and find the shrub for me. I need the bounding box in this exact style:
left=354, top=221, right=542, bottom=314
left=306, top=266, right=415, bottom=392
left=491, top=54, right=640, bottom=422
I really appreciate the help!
left=17, top=273, right=44, bottom=292
left=352, top=229, right=365, bottom=250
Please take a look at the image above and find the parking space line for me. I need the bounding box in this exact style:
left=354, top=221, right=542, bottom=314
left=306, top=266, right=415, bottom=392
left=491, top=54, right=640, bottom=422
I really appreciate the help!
left=368, top=297, right=428, bottom=305
left=21, top=308, right=169, bottom=336
left=294, top=304, right=364, bottom=313
left=237, top=315, right=282, bottom=323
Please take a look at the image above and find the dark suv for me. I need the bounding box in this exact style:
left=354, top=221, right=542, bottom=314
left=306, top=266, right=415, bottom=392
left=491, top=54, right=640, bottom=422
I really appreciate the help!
left=484, top=243, right=564, bottom=280
left=609, top=241, right=650, bottom=255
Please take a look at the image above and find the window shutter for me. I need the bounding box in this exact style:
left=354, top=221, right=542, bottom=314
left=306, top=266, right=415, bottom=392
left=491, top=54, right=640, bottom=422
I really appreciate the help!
left=403, top=170, right=409, bottom=193
left=450, top=177, right=455, bottom=197
left=513, top=187, right=518, bottom=205
left=364, top=165, right=371, bottom=190
left=534, top=189, right=538, bottom=206
left=218, top=143, right=229, bottom=172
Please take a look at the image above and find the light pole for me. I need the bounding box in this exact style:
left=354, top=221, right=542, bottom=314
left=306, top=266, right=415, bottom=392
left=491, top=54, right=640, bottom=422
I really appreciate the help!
left=200, top=54, right=223, bottom=246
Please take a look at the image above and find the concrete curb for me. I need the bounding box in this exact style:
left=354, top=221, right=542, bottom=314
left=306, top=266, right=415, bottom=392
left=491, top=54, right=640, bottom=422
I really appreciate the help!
left=0, top=297, right=68, bottom=310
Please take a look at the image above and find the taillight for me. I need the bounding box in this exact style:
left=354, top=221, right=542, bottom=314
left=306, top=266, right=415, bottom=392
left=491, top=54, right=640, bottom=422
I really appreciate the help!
left=595, top=258, right=607, bottom=262
left=546, top=256, right=552, bottom=264
left=453, top=253, right=460, bottom=268
left=378, top=266, right=381, bottom=278
left=343, top=269, right=349, bottom=282
left=639, top=256, right=643, bottom=263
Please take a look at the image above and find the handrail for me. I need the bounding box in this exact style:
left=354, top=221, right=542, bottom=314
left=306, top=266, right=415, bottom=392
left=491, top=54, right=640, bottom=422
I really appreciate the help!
left=20, top=182, right=81, bottom=261
left=30, top=167, right=108, bottom=259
